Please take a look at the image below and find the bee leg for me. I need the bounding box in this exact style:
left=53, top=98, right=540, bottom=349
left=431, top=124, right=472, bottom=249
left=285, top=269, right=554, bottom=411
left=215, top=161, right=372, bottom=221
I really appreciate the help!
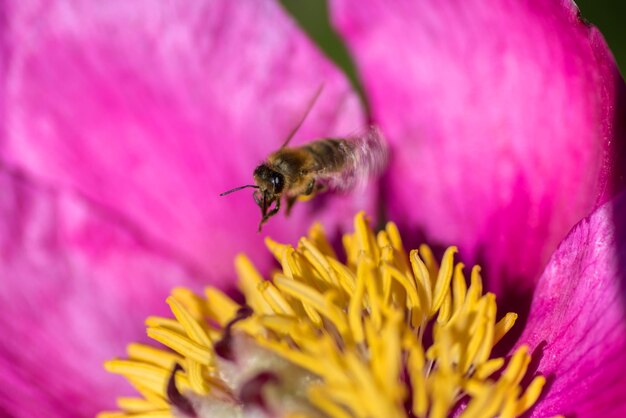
left=304, top=180, right=316, bottom=195
left=295, top=181, right=318, bottom=205
left=253, top=191, right=262, bottom=206
left=285, top=195, right=298, bottom=216
left=297, top=180, right=326, bottom=205
left=265, top=198, right=281, bottom=219
left=258, top=199, right=281, bottom=232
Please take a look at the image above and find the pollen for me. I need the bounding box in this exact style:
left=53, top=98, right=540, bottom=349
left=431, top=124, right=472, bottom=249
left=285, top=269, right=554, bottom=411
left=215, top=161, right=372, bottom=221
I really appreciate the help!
left=99, top=212, right=545, bottom=418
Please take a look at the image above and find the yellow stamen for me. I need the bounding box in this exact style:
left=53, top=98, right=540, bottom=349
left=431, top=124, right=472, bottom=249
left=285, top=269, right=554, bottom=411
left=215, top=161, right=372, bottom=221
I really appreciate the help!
left=127, top=343, right=182, bottom=370
left=203, top=287, right=239, bottom=326
left=101, top=212, right=548, bottom=418
left=117, top=397, right=161, bottom=413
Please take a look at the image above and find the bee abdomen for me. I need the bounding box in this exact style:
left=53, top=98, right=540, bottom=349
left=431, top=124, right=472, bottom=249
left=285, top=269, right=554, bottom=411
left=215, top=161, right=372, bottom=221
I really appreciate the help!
left=302, top=139, right=352, bottom=172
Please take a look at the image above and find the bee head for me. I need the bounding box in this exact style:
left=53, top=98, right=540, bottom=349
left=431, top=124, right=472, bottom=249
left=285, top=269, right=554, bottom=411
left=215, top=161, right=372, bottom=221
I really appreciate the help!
left=253, top=164, right=285, bottom=194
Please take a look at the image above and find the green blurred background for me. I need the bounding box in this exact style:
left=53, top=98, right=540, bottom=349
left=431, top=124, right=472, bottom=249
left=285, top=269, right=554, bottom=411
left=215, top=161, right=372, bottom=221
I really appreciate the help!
left=578, top=0, right=626, bottom=76
left=281, top=0, right=626, bottom=101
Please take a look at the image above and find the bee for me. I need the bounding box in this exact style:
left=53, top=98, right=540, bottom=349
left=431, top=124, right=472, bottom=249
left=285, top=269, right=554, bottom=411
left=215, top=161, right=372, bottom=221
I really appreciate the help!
left=220, top=87, right=387, bottom=231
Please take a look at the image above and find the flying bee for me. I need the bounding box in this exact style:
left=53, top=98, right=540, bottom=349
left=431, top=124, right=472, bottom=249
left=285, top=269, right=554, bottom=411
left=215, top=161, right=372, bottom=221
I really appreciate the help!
left=220, top=87, right=388, bottom=231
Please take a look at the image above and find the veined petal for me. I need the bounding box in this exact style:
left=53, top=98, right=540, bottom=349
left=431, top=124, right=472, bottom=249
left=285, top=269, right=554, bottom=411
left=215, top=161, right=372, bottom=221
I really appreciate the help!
left=0, top=168, right=201, bottom=417
left=329, top=0, right=626, bottom=295
left=3, top=0, right=367, bottom=282
left=519, top=189, right=626, bottom=417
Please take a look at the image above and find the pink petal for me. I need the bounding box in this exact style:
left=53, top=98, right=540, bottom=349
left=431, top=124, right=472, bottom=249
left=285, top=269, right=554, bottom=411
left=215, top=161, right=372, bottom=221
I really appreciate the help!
left=518, top=189, right=626, bottom=417
left=3, top=0, right=369, bottom=284
left=329, top=0, right=626, bottom=296
left=0, top=168, right=201, bottom=417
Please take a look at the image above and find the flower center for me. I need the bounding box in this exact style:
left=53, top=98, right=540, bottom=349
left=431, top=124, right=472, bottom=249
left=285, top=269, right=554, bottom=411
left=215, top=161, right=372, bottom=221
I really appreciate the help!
left=99, top=212, right=545, bottom=418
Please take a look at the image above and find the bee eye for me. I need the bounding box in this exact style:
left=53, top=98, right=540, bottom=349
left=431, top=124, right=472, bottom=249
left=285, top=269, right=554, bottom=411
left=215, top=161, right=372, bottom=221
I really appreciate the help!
left=271, top=173, right=284, bottom=193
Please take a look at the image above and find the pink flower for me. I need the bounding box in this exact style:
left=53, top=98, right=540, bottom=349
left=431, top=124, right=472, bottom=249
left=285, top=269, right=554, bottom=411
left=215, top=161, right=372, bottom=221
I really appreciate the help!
left=330, top=0, right=626, bottom=296
left=517, top=188, right=626, bottom=416
left=0, top=0, right=624, bottom=417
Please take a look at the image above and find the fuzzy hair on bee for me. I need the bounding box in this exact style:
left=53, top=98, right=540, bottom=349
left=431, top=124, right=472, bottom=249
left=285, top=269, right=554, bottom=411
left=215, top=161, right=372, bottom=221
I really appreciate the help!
left=220, top=87, right=388, bottom=231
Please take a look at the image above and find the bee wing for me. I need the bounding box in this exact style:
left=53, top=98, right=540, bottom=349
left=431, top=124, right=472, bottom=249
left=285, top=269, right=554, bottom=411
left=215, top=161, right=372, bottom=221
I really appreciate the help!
left=321, top=125, right=388, bottom=192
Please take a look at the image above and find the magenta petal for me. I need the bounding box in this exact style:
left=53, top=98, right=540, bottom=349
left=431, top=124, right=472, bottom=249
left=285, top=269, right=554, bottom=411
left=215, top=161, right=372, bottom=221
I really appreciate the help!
left=518, top=189, right=626, bottom=417
left=0, top=168, right=203, bottom=417
left=3, top=0, right=367, bottom=283
left=329, top=0, right=626, bottom=294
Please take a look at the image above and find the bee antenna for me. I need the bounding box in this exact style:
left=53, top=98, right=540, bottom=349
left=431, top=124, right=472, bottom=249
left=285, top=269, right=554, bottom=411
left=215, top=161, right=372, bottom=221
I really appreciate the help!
left=280, top=84, right=324, bottom=149
left=219, top=184, right=259, bottom=196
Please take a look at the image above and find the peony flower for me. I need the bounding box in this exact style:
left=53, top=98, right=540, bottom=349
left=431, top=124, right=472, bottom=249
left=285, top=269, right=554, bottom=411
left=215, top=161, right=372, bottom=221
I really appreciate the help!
left=99, top=212, right=548, bottom=418
left=0, top=0, right=624, bottom=417
left=97, top=199, right=626, bottom=417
